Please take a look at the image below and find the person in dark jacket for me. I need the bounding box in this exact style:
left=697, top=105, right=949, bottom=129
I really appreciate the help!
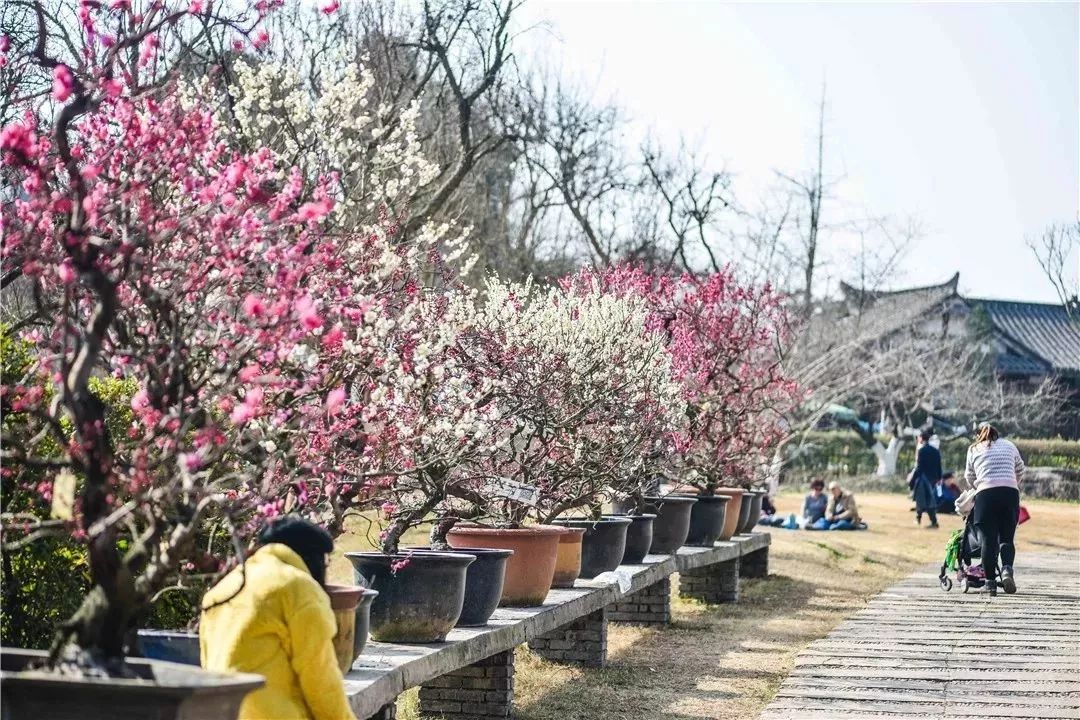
left=911, top=428, right=943, bottom=528
left=935, top=471, right=960, bottom=514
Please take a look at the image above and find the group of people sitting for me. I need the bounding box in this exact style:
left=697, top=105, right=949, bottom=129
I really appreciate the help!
left=759, top=479, right=867, bottom=531
left=758, top=429, right=972, bottom=533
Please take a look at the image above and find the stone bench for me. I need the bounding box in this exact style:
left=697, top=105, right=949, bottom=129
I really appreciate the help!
left=344, top=531, right=771, bottom=720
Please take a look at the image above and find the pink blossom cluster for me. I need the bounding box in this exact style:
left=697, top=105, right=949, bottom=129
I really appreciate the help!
left=566, top=265, right=802, bottom=491
left=0, top=0, right=454, bottom=599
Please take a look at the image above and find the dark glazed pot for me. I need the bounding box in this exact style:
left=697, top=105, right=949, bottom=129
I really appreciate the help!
left=612, top=495, right=697, bottom=554
left=136, top=630, right=200, bottom=666
left=684, top=494, right=731, bottom=547
left=346, top=551, right=475, bottom=643
left=408, top=546, right=513, bottom=627
left=735, top=491, right=755, bottom=535
left=352, top=587, right=378, bottom=658
left=744, top=490, right=765, bottom=533
left=0, top=648, right=263, bottom=720
left=617, top=513, right=656, bottom=564
left=551, top=516, right=632, bottom=578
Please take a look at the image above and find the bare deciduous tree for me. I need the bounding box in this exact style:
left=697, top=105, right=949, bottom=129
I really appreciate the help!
left=1028, top=221, right=1080, bottom=318
left=776, top=85, right=837, bottom=315
left=641, top=139, right=736, bottom=273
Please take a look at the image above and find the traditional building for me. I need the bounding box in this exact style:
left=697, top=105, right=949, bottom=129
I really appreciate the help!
left=835, top=273, right=1080, bottom=437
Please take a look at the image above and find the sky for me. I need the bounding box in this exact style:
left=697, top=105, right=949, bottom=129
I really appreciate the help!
left=516, top=1, right=1079, bottom=303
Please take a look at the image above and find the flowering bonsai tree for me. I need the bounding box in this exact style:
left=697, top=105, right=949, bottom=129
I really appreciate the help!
left=212, top=43, right=501, bottom=557
left=441, top=278, right=685, bottom=530
left=0, top=0, right=404, bottom=672
left=571, top=266, right=800, bottom=498
left=344, top=290, right=511, bottom=555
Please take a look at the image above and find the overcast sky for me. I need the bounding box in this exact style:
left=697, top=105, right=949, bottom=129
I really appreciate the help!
left=517, top=1, right=1079, bottom=303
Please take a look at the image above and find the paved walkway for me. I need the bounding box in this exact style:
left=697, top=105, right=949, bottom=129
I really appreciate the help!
left=760, top=551, right=1080, bottom=719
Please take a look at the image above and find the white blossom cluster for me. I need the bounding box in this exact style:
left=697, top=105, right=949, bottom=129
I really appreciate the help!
left=226, top=56, right=438, bottom=226
left=454, top=278, right=686, bottom=499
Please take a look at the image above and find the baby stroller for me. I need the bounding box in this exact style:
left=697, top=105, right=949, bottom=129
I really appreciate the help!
left=938, top=513, right=987, bottom=593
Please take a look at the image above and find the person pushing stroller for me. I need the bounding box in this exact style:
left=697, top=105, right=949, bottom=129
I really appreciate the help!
left=939, top=423, right=1025, bottom=597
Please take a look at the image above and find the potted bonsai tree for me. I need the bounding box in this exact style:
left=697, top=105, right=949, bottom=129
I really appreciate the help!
left=0, top=0, right=379, bottom=712
left=443, top=279, right=684, bottom=598
left=201, top=36, right=495, bottom=643
left=340, top=291, right=516, bottom=639
left=578, top=266, right=800, bottom=547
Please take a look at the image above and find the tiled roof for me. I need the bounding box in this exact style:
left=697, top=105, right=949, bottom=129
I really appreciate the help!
left=995, top=351, right=1050, bottom=377
left=822, top=274, right=1079, bottom=381
left=833, top=273, right=960, bottom=341
left=969, top=299, right=1080, bottom=377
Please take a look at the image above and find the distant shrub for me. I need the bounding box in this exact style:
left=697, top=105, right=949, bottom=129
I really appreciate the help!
left=783, top=431, right=1080, bottom=484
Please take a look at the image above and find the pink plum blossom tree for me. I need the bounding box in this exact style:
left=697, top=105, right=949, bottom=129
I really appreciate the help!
left=0, top=0, right=404, bottom=672
left=568, top=265, right=800, bottom=497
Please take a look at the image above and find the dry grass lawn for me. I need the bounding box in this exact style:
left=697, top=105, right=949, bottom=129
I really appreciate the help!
left=330, top=493, right=1080, bottom=720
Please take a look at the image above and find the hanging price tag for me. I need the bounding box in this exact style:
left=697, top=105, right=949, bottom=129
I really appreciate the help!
left=51, top=470, right=77, bottom=520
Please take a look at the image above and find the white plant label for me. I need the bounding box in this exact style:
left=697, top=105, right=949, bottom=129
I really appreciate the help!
left=487, top=477, right=540, bottom=506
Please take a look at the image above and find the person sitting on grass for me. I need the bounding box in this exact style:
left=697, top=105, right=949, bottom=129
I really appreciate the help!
left=799, top=479, right=829, bottom=528
left=822, top=481, right=862, bottom=530
left=936, top=471, right=961, bottom=515
left=758, top=494, right=782, bottom=526
left=200, top=516, right=357, bottom=720
left=802, top=478, right=828, bottom=527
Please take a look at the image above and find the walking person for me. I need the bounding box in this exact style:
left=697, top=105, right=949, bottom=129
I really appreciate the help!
left=911, top=428, right=943, bottom=528
left=964, top=423, right=1025, bottom=596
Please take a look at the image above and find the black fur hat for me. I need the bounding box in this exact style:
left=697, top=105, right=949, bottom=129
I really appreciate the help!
left=258, top=516, right=334, bottom=586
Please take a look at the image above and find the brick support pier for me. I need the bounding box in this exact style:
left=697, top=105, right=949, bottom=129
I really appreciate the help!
left=679, top=556, right=740, bottom=603
left=528, top=607, right=608, bottom=667
left=607, top=577, right=671, bottom=626
left=740, top=545, right=769, bottom=578
left=363, top=704, right=397, bottom=720
left=416, top=650, right=514, bottom=719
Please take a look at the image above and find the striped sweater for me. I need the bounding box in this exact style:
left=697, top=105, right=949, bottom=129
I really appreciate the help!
left=964, top=439, right=1025, bottom=493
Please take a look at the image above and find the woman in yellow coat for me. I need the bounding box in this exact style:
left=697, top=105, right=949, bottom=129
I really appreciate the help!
left=201, top=517, right=357, bottom=720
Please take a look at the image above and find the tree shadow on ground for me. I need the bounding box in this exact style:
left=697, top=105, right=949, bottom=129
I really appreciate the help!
left=513, top=573, right=820, bottom=720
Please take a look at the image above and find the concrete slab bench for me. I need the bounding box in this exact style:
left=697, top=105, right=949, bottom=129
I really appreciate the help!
left=344, top=531, right=770, bottom=720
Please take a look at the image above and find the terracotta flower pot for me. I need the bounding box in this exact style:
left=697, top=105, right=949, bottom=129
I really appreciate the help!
left=552, top=527, right=585, bottom=588
left=685, top=494, right=731, bottom=547
left=446, top=525, right=565, bottom=607
left=346, top=551, right=475, bottom=642
left=709, top=487, right=745, bottom=540
left=325, top=584, right=378, bottom=671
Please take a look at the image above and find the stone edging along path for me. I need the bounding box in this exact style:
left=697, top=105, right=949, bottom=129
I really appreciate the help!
left=760, top=550, right=1080, bottom=720
left=343, top=531, right=771, bottom=719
